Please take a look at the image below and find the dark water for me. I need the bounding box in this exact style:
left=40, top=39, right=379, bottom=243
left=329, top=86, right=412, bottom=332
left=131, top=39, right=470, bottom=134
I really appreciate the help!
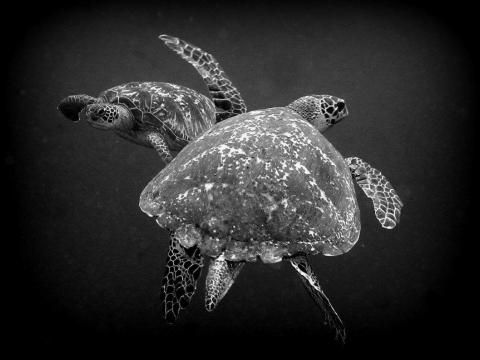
left=5, top=0, right=476, bottom=355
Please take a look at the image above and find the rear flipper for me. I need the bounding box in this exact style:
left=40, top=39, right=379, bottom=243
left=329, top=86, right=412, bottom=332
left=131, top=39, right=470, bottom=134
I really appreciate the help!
left=290, top=255, right=346, bottom=343
left=205, top=255, right=244, bottom=312
left=346, top=156, right=403, bottom=229
left=161, top=235, right=204, bottom=323
left=159, top=34, right=247, bottom=122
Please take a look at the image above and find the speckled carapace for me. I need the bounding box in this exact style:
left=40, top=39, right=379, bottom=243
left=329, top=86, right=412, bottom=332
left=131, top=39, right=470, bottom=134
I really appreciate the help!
left=140, top=107, right=361, bottom=261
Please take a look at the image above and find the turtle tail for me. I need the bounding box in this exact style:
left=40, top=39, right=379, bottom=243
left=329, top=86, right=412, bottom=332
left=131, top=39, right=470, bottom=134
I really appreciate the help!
left=58, top=94, right=97, bottom=122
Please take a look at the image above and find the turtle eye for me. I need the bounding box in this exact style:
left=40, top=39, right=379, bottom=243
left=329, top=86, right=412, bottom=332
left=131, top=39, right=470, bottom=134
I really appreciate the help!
left=337, top=102, right=345, bottom=112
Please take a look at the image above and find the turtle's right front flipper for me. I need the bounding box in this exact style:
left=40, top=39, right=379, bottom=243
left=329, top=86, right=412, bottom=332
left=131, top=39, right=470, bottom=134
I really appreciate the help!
left=58, top=94, right=97, bottom=122
left=162, top=235, right=204, bottom=323
left=290, top=254, right=346, bottom=343
left=346, top=156, right=403, bottom=229
left=159, top=34, right=247, bottom=122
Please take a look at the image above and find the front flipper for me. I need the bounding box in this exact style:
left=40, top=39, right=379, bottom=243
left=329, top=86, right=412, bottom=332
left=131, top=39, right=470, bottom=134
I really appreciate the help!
left=58, top=94, right=97, bottom=122
left=346, top=156, right=403, bottom=229
left=205, top=255, right=244, bottom=312
left=159, top=34, right=247, bottom=122
left=290, top=255, right=346, bottom=343
left=146, top=132, right=173, bottom=164
left=162, top=236, right=204, bottom=323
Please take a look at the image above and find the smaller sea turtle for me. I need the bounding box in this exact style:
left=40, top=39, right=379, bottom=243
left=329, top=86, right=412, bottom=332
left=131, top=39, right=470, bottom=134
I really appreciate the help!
left=58, top=35, right=246, bottom=163
left=139, top=94, right=403, bottom=341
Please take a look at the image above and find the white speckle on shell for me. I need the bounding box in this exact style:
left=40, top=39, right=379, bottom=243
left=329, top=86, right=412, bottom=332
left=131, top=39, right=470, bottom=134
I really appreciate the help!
left=141, top=107, right=361, bottom=260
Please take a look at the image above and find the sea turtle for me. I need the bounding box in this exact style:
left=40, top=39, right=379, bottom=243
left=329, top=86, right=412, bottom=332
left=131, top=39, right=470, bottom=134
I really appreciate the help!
left=57, top=35, right=246, bottom=163
left=139, top=94, right=403, bottom=341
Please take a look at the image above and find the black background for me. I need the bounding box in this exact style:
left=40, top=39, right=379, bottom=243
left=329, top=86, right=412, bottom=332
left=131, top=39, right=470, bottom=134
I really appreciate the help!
left=5, top=0, right=477, bottom=355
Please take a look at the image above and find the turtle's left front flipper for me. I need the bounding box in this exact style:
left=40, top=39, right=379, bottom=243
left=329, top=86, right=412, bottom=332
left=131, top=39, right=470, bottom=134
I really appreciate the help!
left=161, top=236, right=204, bottom=323
left=290, top=255, right=346, bottom=343
left=346, top=156, right=403, bottom=229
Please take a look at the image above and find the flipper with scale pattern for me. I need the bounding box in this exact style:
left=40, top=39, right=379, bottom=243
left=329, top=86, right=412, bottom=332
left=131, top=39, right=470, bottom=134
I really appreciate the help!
left=290, top=255, right=346, bottom=343
left=205, top=256, right=244, bottom=312
left=162, top=236, right=204, bottom=323
left=346, top=156, right=403, bottom=229
left=146, top=132, right=173, bottom=163
left=159, top=34, right=247, bottom=122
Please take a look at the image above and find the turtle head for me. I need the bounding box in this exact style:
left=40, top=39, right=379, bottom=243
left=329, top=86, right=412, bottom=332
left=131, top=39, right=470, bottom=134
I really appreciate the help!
left=80, top=103, right=134, bottom=131
left=58, top=94, right=97, bottom=122
left=287, top=95, right=349, bottom=133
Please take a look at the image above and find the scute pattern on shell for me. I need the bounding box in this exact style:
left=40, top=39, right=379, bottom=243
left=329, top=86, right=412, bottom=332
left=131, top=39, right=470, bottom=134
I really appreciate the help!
left=140, top=108, right=361, bottom=261
left=100, top=82, right=216, bottom=145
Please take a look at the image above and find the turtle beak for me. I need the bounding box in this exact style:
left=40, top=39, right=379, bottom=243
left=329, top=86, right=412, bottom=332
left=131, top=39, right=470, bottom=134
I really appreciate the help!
left=337, top=100, right=348, bottom=116
left=332, top=100, right=348, bottom=124
left=340, top=104, right=349, bottom=119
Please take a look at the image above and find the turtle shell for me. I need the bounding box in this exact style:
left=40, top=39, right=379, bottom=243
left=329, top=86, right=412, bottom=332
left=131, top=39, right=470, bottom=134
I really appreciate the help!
left=140, top=107, right=360, bottom=262
left=100, top=82, right=216, bottom=150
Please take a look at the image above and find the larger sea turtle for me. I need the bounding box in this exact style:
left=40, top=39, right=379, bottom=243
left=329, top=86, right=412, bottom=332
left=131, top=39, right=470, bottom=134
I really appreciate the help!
left=58, top=35, right=246, bottom=163
left=139, top=94, right=403, bottom=341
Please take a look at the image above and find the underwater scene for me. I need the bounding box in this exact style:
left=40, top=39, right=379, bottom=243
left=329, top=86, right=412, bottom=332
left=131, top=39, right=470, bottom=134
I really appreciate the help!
left=6, top=0, right=476, bottom=355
